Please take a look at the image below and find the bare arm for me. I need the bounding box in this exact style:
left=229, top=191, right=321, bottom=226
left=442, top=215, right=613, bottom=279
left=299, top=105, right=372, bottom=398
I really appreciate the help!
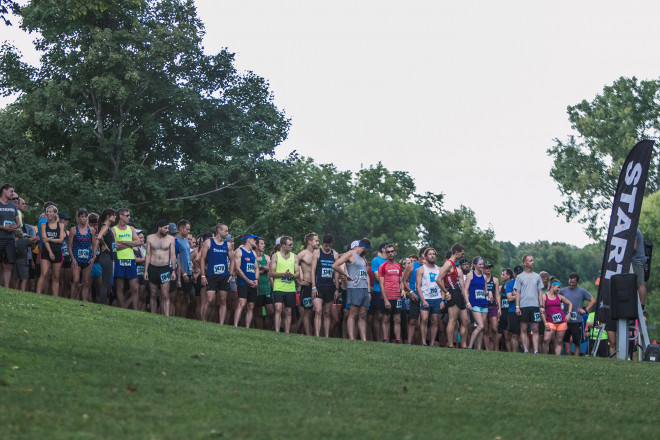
left=169, top=237, right=177, bottom=281
left=144, top=238, right=151, bottom=280
left=332, top=252, right=354, bottom=278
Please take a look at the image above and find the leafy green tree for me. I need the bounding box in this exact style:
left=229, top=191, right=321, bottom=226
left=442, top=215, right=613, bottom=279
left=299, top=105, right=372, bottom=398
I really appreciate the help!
left=0, top=0, right=289, bottom=231
left=548, top=77, right=660, bottom=239
left=0, top=0, right=18, bottom=25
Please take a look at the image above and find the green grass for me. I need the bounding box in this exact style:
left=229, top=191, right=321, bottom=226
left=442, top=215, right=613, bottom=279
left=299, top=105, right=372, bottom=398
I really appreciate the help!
left=1, top=288, right=659, bottom=440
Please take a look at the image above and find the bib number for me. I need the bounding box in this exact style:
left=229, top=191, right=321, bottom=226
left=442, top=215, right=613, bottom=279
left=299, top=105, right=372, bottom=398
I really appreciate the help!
left=77, top=249, right=90, bottom=260
left=428, top=286, right=439, bottom=298
left=3, top=220, right=14, bottom=227
left=359, top=270, right=367, bottom=279
left=552, top=313, right=562, bottom=324
left=160, top=272, right=171, bottom=283
left=321, top=268, right=333, bottom=278
left=119, top=259, right=132, bottom=267
left=62, top=247, right=69, bottom=257
left=136, top=266, right=145, bottom=276
left=111, top=242, right=117, bottom=253
left=281, top=276, right=292, bottom=284
left=502, top=299, right=509, bottom=308
left=533, top=312, right=541, bottom=322
left=246, top=263, right=255, bottom=274
left=213, top=264, right=226, bottom=275
left=475, top=289, right=486, bottom=300
left=396, top=299, right=403, bottom=309
left=570, top=311, right=578, bottom=321
left=302, top=297, right=313, bottom=308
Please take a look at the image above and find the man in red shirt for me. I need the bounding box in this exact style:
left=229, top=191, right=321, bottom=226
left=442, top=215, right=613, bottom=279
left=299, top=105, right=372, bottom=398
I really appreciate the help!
left=379, top=244, right=405, bottom=343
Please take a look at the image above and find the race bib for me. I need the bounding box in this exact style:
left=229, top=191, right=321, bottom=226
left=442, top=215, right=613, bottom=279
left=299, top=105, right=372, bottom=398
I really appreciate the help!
left=533, top=312, right=541, bottom=322
left=359, top=270, right=367, bottom=279
left=396, top=299, right=403, bottom=309
left=77, top=249, right=90, bottom=260
left=119, top=259, right=132, bottom=267
left=136, top=266, right=145, bottom=276
left=246, top=263, right=255, bottom=273
left=213, top=264, right=226, bottom=275
left=475, top=289, right=486, bottom=300
left=501, top=299, right=509, bottom=309
left=281, top=276, right=292, bottom=284
left=321, top=268, right=333, bottom=278
left=3, top=220, right=14, bottom=227
left=404, top=298, right=410, bottom=308
left=302, top=297, right=313, bottom=308
left=160, top=272, right=171, bottom=283
left=62, top=247, right=69, bottom=257
left=428, top=286, right=439, bottom=297
left=570, top=311, right=578, bottom=321
left=552, top=313, right=562, bottom=324
left=111, top=242, right=116, bottom=253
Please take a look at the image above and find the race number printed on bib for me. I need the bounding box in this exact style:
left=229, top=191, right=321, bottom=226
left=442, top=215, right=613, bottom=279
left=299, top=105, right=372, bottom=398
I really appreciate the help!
left=77, top=249, right=90, bottom=260
left=213, top=264, right=226, bottom=275
left=160, top=272, right=171, bottom=283
left=321, top=268, right=333, bottom=278
left=396, top=299, right=403, bottom=309
left=533, top=312, right=541, bottom=322
left=501, top=299, right=509, bottom=309
left=570, top=311, right=578, bottom=321
left=475, top=290, right=486, bottom=300
left=3, top=220, right=14, bottom=227
left=119, top=259, right=132, bottom=267
left=302, top=297, right=313, bottom=308
left=136, top=266, right=145, bottom=276
left=246, top=263, right=255, bottom=274
left=428, top=286, right=439, bottom=297
left=281, top=276, right=292, bottom=284
left=552, top=313, right=562, bottom=324
left=359, top=270, right=367, bottom=279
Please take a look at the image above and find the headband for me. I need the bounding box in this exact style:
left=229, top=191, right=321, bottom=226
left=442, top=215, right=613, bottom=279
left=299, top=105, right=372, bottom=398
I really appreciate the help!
left=358, top=241, right=372, bottom=249
left=551, top=282, right=562, bottom=286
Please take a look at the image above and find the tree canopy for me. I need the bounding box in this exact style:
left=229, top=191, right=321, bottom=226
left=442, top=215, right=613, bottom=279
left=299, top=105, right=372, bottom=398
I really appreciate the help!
left=547, top=76, right=660, bottom=240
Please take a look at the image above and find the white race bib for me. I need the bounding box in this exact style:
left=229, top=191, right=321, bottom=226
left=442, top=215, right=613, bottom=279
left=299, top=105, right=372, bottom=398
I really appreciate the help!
left=428, top=286, right=439, bottom=297
left=321, top=268, right=333, bottom=278
left=359, top=270, right=367, bottom=279
left=475, top=289, right=486, bottom=300
left=77, top=249, right=90, bottom=260
left=246, top=263, right=255, bottom=273
left=119, top=259, right=132, bottom=267
left=160, top=272, right=171, bottom=283
left=213, top=264, right=226, bottom=275
left=552, top=313, right=562, bottom=324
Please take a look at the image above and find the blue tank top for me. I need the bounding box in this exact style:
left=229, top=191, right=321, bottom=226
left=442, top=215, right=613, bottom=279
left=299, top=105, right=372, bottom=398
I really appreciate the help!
left=316, top=249, right=335, bottom=287
left=237, top=247, right=256, bottom=285
left=207, top=238, right=229, bottom=276
left=409, top=261, right=422, bottom=292
left=72, top=225, right=93, bottom=264
left=468, top=271, right=488, bottom=308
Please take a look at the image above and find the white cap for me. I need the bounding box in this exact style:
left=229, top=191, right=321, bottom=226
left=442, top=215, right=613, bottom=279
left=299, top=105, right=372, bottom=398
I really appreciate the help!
left=275, top=237, right=282, bottom=245
left=350, top=240, right=360, bottom=249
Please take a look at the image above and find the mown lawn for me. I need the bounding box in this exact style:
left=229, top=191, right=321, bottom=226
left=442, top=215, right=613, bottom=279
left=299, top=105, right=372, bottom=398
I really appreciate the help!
left=1, top=288, right=658, bottom=439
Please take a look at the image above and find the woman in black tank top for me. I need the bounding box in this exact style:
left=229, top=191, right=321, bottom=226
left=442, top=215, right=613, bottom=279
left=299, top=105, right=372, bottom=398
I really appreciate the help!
left=36, top=205, right=66, bottom=296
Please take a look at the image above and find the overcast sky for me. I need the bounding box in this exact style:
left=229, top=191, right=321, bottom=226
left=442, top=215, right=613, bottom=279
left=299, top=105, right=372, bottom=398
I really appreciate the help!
left=5, top=1, right=659, bottom=247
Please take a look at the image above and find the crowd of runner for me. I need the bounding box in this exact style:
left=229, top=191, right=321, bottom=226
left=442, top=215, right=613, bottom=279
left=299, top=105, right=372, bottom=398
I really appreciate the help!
left=1, top=183, right=648, bottom=356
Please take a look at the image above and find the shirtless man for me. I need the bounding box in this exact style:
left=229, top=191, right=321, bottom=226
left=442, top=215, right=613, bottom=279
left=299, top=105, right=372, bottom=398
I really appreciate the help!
left=144, top=220, right=177, bottom=316
left=296, top=233, right=319, bottom=336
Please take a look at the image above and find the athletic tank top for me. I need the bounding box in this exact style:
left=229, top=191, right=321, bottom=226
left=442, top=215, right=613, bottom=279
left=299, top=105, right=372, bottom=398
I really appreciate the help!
left=237, top=247, right=256, bottom=285
left=72, top=225, right=93, bottom=264
left=444, top=260, right=461, bottom=290
left=316, top=249, right=335, bottom=287
left=44, top=222, right=62, bottom=252
left=273, top=251, right=296, bottom=292
left=409, top=261, right=422, bottom=292
left=420, top=265, right=441, bottom=300
left=347, top=251, right=368, bottom=289
left=206, top=238, right=229, bottom=276
left=100, top=226, right=116, bottom=259
left=500, top=284, right=509, bottom=310
left=468, top=271, right=488, bottom=308
left=135, top=246, right=145, bottom=276
left=113, top=225, right=134, bottom=260
left=544, top=293, right=565, bottom=324
left=258, top=254, right=271, bottom=295
left=486, top=276, right=496, bottom=305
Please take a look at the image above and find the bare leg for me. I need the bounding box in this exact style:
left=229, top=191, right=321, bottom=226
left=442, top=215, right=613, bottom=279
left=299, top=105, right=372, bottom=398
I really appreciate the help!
left=245, top=302, right=254, bottom=328
left=429, top=314, right=439, bottom=346
left=234, top=298, right=246, bottom=327
left=274, top=302, right=283, bottom=332
left=218, top=290, right=228, bottom=325
left=161, top=283, right=171, bottom=316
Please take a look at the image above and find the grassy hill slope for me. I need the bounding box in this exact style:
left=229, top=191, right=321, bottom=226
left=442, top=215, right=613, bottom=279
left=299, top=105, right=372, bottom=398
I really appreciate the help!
left=1, top=288, right=658, bottom=439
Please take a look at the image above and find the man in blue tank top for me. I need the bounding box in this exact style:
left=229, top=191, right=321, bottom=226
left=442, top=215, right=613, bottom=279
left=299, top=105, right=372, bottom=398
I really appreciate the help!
left=200, top=223, right=233, bottom=324
left=233, top=234, right=259, bottom=328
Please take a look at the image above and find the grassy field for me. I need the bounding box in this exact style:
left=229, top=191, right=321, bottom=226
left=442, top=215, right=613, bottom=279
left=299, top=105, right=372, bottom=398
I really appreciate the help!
left=1, top=288, right=659, bottom=439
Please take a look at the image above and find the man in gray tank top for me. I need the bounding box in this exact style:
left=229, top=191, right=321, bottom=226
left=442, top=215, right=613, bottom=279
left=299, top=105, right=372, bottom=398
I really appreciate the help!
left=333, top=238, right=372, bottom=341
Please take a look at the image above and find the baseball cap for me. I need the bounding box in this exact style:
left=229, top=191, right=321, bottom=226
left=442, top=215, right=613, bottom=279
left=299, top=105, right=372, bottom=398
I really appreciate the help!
left=514, top=265, right=524, bottom=275
left=168, top=222, right=178, bottom=234
left=242, top=234, right=258, bottom=241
